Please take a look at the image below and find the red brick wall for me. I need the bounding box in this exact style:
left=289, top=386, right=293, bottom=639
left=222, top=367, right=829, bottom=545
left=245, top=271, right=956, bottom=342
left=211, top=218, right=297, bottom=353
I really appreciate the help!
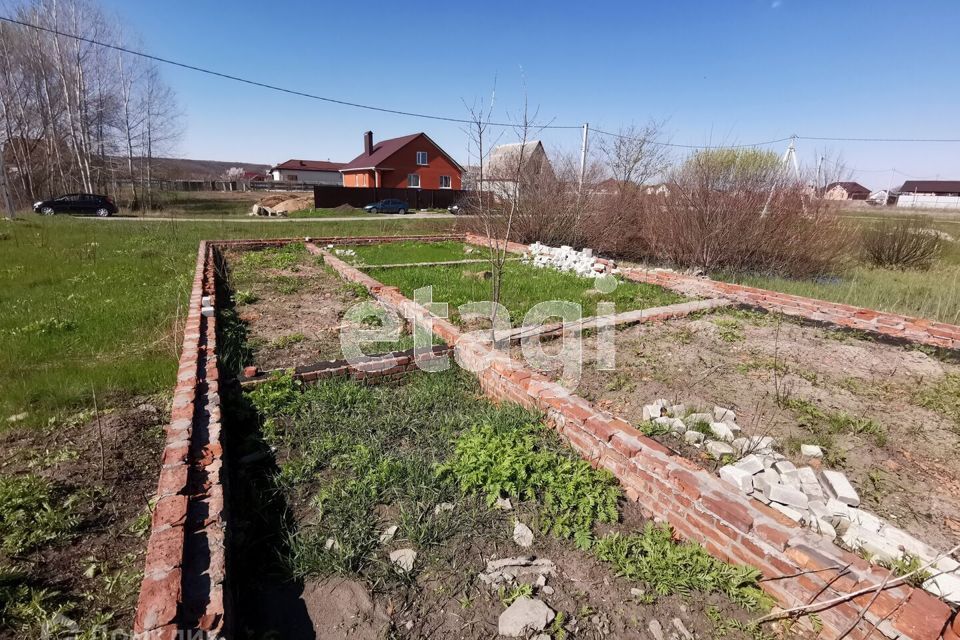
left=373, top=135, right=463, bottom=190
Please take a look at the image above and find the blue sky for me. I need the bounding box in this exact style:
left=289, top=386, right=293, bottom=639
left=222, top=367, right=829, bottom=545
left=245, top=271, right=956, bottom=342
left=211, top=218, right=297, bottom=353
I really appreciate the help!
left=99, top=0, right=959, bottom=190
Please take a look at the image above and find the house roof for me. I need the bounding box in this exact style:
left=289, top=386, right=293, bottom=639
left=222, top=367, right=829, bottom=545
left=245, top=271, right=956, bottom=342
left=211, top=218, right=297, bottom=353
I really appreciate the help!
left=898, top=180, right=960, bottom=194
left=825, top=181, right=870, bottom=194
left=485, top=141, right=549, bottom=180
left=271, top=159, right=345, bottom=172
left=341, top=132, right=464, bottom=172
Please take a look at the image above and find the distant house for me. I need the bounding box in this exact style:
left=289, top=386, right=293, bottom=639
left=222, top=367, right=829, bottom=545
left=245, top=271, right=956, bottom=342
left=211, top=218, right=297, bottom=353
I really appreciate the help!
left=479, top=140, right=553, bottom=197
left=896, top=180, right=960, bottom=210
left=340, top=131, right=463, bottom=189
left=269, top=159, right=344, bottom=185
left=824, top=181, right=871, bottom=200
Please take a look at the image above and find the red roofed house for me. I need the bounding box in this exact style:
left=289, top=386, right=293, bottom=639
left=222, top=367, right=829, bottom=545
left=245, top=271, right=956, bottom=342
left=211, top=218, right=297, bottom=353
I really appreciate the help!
left=341, top=131, right=463, bottom=190
left=269, top=159, right=345, bottom=185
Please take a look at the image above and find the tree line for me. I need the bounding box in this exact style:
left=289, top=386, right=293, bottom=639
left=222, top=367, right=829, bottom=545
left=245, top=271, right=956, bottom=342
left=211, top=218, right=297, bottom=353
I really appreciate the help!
left=0, top=0, right=180, bottom=209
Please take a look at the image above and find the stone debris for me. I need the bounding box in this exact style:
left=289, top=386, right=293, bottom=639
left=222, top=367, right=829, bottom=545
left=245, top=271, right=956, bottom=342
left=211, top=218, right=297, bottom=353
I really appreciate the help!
left=433, top=502, right=455, bottom=514
left=648, top=618, right=666, bottom=640
left=6, top=412, right=28, bottom=423
left=513, top=521, right=535, bottom=548
left=801, top=443, right=824, bottom=458
left=525, top=242, right=616, bottom=277
left=820, top=469, right=861, bottom=507
left=389, top=548, right=417, bottom=572
left=541, top=585, right=555, bottom=595
left=498, top=597, right=555, bottom=637
left=479, top=556, right=555, bottom=587
left=639, top=396, right=959, bottom=606
left=379, top=525, right=398, bottom=544
left=706, top=441, right=735, bottom=458
left=673, top=618, right=695, bottom=640
left=495, top=497, right=514, bottom=510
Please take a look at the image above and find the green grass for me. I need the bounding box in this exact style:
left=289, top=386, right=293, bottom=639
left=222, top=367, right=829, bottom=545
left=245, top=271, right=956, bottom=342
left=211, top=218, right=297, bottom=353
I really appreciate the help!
left=342, top=240, right=477, bottom=265
left=0, top=475, right=81, bottom=554
left=366, top=260, right=684, bottom=326
left=0, top=216, right=456, bottom=429
left=287, top=208, right=375, bottom=219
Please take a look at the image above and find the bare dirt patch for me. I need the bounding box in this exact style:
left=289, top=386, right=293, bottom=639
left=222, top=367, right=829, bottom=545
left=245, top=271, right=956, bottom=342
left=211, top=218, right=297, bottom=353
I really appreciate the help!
left=0, top=400, right=165, bottom=637
left=223, top=245, right=369, bottom=370
left=525, top=309, right=960, bottom=549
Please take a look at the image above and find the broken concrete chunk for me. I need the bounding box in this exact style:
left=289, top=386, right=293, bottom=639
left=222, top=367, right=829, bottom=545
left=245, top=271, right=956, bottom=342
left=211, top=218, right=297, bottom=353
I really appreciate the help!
left=498, top=597, right=555, bottom=637
left=684, top=412, right=713, bottom=427
left=668, top=404, right=686, bottom=418
left=797, top=466, right=818, bottom=485
left=390, top=548, right=417, bottom=572
left=709, top=422, right=735, bottom=442
left=713, top=406, right=736, bottom=424
left=772, top=460, right=799, bottom=484
left=801, top=444, right=824, bottom=458
left=684, top=430, right=705, bottom=445
left=802, top=483, right=825, bottom=501
left=841, top=524, right=899, bottom=563
left=719, top=465, right=754, bottom=493
left=734, top=454, right=765, bottom=475
left=731, top=437, right=750, bottom=455
left=648, top=619, right=666, bottom=640
left=820, top=469, right=860, bottom=507
left=495, top=497, right=513, bottom=511
left=706, top=441, right=735, bottom=458
left=379, top=525, right=398, bottom=544
left=513, top=521, right=534, bottom=548
left=642, top=404, right=667, bottom=421
left=808, top=512, right=838, bottom=539
left=769, top=501, right=806, bottom=523
left=924, top=573, right=960, bottom=606
left=767, top=484, right=810, bottom=509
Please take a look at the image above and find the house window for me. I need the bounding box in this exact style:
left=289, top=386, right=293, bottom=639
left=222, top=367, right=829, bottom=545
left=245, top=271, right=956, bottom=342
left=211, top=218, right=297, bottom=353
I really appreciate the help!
left=288, top=174, right=297, bottom=181
left=439, top=175, right=451, bottom=189
left=416, top=151, right=428, bottom=166
left=407, top=174, right=421, bottom=188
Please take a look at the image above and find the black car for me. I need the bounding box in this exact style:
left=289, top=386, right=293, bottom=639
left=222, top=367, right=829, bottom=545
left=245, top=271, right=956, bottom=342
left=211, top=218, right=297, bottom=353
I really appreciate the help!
left=33, top=193, right=118, bottom=217
left=363, top=199, right=410, bottom=214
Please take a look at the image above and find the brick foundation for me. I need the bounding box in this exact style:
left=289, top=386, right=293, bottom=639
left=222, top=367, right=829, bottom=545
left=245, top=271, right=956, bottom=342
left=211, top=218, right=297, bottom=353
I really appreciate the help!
left=319, top=239, right=957, bottom=640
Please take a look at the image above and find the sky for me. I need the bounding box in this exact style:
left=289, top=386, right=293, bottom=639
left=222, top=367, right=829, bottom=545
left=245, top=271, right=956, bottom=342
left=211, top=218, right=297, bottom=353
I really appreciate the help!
left=97, top=0, right=960, bottom=190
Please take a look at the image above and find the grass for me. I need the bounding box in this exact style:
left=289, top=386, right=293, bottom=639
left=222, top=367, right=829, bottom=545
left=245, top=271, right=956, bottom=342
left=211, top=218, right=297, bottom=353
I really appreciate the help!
left=0, top=475, right=81, bottom=554
left=341, top=240, right=476, bottom=265
left=366, top=259, right=684, bottom=326
left=916, top=373, right=960, bottom=434
left=288, top=208, right=449, bottom=219
left=721, top=219, right=960, bottom=324
left=0, top=216, right=456, bottom=429
left=784, top=397, right=887, bottom=446
left=239, top=367, right=771, bottom=615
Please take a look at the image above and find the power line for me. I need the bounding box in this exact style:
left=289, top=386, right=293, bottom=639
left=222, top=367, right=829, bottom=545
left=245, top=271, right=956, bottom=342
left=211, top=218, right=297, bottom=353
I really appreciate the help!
left=0, top=15, right=580, bottom=131
left=3, top=15, right=960, bottom=148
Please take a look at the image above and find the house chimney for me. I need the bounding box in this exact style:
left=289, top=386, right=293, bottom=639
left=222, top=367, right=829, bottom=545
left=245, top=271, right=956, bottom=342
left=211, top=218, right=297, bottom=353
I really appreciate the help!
left=364, top=131, right=373, bottom=156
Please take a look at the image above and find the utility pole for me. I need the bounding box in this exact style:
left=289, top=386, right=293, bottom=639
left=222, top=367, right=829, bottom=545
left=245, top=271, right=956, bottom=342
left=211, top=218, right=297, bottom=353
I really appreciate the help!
left=0, top=145, right=15, bottom=220
left=762, top=135, right=801, bottom=217
left=578, top=122, right=589, bottom=195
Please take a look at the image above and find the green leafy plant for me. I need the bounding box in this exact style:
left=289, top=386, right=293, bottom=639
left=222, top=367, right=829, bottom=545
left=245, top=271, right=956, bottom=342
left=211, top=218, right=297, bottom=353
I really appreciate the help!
left=879, top=553, right=931, bottom=588
left=271, top=332, right=306, bottom=349
left=438, top=423, right=620, bottom=549
left=916, top=373, right=960, bottom=433
left=498, top=583, right=533, bottom=606
left=0, top=475, right=81, bottom=554
left=593, top=524, right=773, bottom=611
left=712, top=317, right=744, bottom=342
left=233, top=290, right=259, bottom=305
left=640, top=420, right=673, bottom=437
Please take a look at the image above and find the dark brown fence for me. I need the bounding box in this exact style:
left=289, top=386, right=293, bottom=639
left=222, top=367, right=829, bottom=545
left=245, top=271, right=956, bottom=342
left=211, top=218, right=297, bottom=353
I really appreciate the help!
left=313, top=186, right=468, bottom=209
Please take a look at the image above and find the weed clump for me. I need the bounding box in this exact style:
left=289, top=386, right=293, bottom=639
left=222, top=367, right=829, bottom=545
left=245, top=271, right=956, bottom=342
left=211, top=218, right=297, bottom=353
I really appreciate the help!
left=0, top=475, right=80, bottom=554
left=862, top=218, right=942, bottom=270
left=439, top=423, right=620, bottom=549
left=594, top=524, right=773, bottom=611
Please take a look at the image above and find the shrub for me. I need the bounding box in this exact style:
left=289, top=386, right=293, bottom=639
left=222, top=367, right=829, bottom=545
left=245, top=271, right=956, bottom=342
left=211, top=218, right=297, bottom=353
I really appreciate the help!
left=861, top=218, right=942, bottom=270
left=438, top=422, right=620, bottom=548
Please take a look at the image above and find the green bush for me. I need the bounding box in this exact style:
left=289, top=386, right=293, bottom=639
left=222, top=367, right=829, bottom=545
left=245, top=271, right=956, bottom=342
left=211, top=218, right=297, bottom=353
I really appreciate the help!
left=439, top=422, right=620, bottom=548
left=594, top=524, right=773, bottom=611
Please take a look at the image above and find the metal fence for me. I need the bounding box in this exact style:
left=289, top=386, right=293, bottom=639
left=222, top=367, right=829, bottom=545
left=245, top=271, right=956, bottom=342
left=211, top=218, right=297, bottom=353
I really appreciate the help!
left=313, top=186, right=468, bottom=209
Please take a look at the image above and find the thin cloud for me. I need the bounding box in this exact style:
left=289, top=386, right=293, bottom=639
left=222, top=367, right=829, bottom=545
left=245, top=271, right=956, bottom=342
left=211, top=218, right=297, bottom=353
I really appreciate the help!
left=771, top=0, right=782, bottom=7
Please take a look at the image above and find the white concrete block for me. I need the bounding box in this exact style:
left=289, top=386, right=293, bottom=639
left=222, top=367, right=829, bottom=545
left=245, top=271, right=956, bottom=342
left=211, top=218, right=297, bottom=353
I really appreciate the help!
left=802, top=483, right=825, bottom=501
left=642, top=404, right=665, bottom=421
left=825, top=498, right=853, bottom=522
left=668, top=404, right=686, bottom=418
left=881, top=525, right=940, bottom=563
left=924, top=573, right=960, bottom=605
left=773, top=460, right=799, bottom=484
left=820, top=469, right=860, bottom=507
left=800, top=444, right=824, bottom=458
left=684, top=412, right=713, bottom=427
left=719, top=465, right=755, bottom=493
left=714, top=406, right=736, bottom=424
left=201, top=305, right=215, bottom=317
left=709, top=422, right=735, bottom=442
left=797, top=466, right=818, bottom=485
left=731, top=437, right=750, bottom=455
left=850, top=508, right=884, bottom=533
left=684, top=430, right=705, bottom=445
left=734, top=454, right=765, bottom=475
left=770, top=501, right=805, bottom=523
left=767, top=484, right=810, bottom=509
left=841, top=524, right=900, bottom=564
left=706, top=441, right=735, bottom=458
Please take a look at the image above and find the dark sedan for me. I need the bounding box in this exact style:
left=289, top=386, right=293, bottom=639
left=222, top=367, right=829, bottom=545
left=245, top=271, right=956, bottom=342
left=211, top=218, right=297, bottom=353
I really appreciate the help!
left=34, top=193, right=118, bottom=217
left=363, top=199, right=410, bottom=214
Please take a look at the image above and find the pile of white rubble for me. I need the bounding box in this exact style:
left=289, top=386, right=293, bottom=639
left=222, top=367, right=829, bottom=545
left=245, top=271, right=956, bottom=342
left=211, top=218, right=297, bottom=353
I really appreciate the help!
left=524, top=243, right=616, bottom=277
left=641, top=398, right=960, bottom=604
